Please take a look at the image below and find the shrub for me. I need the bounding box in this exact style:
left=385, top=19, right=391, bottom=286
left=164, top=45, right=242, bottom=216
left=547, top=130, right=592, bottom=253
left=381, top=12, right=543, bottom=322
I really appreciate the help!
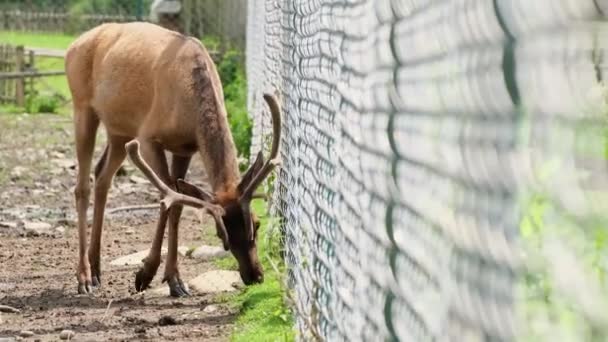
left=25, top=92, right=61, bottom=114
left=215, top=47, right=251, bottom=163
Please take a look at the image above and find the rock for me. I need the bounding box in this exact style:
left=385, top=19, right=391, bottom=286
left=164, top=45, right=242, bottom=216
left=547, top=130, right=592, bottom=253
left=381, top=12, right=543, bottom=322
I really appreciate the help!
left=51, top=151, right=66, bottom=159
left=109, top=248, right=167, bottom=266
left=10, top=166, right=27, bottom=179
left=0, top=338, right=16, bottom=342
left=55, top=226, right=66, bottom=235
left=129, top=175, right=148, bottom=184
left=177, top=246, right=189, bottom=257
left=188, top=270, right=242, bottom=294
left=203, top=305, right=218, bottom=313
left=53, top=159, right=75, bottom=169
left=19, top=331, right=34, bottom=338
left=189, top=245, right=229, bottom=261
left=59, top=330, right=75, bottom=340
left=0, top=222, right=18, bottom=229
left=147, top=286, right=170, bottom=297
left=23, top=221, right=53, bottom=237
left=158, top=316, right=177, bottom=326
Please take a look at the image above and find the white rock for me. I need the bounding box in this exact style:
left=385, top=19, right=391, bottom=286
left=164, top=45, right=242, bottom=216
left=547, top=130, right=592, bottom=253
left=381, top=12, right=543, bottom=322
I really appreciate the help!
left=19, top=331, right=34, bottom=338
left=110, top=248, right=167, bottom=266
left=190, top=245, right=229, bottom=261
left=59, top=330, right=75, bottom=340
left=203, top=304, right=218, bottom=313
left=53, top=158, right=75, bottom=169
left=0, top=221, right=18, bottom=229
left=23, top=221, right=52, bottom=236
left=178, top=246, right=190, bottom=257
left=55, top=226, right=66, bottom=234
left=188, top=270, right=242, bottom=294
left=51, top=151, right=66, bottom=159
left=10, top=166, right=27, bottom=178
left=147, top=285, right=170, bottom=297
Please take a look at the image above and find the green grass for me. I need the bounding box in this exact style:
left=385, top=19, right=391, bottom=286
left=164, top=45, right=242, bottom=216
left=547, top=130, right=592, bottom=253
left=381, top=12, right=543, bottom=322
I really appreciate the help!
left=0, top=31, right=75, bottom=49
left=224, top=199, right=295, bottom=342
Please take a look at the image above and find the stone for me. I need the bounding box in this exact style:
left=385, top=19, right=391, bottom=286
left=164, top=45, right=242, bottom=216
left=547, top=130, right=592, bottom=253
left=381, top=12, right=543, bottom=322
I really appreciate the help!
left=59, top=330, right=75, bottom=340
left=53, top=159, right=75, bottom=169
left=19, top=331, right=34, bottom=338
left=158, top=316, right=177, bottom=326
left=178, top=246, right=190, bottom=257
left=55, top=226, right=66, bottom=234
left=10, top=166, right=27, bottom=179
left=23, top=221, right=53, bottom=236
left=203, top=305, right=218, bottom=313
left=109, top=248, right=167, bottom=266
left=147, top=286, right=170, bottom=297
left=189, top=245, right=229, bottom=261
left=0, top=222, right=18, bottom=229
left=188, top=270, right=242, bottom=294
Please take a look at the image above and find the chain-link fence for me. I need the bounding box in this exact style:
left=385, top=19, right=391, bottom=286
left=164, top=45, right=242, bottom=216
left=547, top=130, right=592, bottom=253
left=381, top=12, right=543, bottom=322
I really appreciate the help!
left=248, top=0, right=608, bottom=341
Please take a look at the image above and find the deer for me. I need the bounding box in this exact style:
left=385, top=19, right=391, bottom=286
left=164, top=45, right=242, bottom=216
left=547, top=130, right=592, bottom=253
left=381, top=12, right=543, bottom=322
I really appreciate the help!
left=65, top=22, right=281, bottom=296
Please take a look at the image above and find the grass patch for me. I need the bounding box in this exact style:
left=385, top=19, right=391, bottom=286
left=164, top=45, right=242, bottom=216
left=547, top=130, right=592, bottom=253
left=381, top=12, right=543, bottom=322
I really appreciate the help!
left=0, top=31, right=75, bottom=49
left=216, top=199, right=294, bottom=342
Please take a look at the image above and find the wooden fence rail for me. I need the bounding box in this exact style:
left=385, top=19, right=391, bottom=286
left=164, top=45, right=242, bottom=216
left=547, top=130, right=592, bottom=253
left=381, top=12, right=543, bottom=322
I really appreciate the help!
left=0, top=43, right=65, bottom=107
left=0, top=11, right=138, bottom=33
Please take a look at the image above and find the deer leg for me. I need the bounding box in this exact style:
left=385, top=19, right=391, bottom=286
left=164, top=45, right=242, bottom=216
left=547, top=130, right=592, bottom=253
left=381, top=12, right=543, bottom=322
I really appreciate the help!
left=88, top=136, right=128, bottom=288
left=73, top=105, right=99, bottom=295
left=134, top=140, right=171, bottom=292
left=163, top=155, right=192, bottom=297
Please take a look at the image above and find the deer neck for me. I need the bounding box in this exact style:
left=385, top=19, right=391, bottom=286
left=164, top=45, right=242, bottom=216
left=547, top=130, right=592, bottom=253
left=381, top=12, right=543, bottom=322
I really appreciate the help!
left=192, top=60, right=240, bottom=193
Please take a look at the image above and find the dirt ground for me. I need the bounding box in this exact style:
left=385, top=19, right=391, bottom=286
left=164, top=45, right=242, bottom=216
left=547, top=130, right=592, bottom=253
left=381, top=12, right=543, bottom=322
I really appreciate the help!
left=0, top=114, right=238, bottom=341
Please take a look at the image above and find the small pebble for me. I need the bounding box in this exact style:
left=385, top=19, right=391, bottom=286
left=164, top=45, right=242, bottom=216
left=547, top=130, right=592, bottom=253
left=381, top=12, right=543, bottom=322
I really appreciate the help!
left=19, top=331, right=34, bottom=338
left=158, top=315, right=177, bottom=326
left=59, top=330, right=75, bottom=340
left=203, top=305, right=218, bottom=313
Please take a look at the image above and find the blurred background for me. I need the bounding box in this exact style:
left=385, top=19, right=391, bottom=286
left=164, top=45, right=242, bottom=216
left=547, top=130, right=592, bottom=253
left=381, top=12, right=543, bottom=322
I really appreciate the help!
left=1, top=1, right=608, bottom=342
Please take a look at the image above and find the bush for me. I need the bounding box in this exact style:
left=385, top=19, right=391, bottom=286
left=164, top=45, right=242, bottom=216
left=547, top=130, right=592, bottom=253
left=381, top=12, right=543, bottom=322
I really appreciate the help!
left=215, top=47, right=251, bottom=163
left=25, top=92, right=61, bottom=114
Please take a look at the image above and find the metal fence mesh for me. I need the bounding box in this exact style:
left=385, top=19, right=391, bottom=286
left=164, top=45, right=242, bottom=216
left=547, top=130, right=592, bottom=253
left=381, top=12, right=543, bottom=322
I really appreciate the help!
left=247, top=0, right=608, bottom=341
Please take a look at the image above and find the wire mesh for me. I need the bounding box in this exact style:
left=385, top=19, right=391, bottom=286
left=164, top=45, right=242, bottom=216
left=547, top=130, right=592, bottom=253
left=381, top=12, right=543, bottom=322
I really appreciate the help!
left=247, top=0, right=608, bottom=341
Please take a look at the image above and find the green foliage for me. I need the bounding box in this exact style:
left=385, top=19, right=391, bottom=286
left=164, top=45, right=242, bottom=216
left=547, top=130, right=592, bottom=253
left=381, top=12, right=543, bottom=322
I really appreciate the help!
left=26, top=92, right=62, bottom=114
left=215, top=47, right=251, bottom=162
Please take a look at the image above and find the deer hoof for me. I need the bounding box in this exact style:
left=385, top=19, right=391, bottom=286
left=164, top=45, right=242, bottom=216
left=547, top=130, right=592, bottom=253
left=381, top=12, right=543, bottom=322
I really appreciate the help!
left=135, top=268, right=154, bottom=292
left=91, top=275, right=101, bottom=288
left=166, top=276, right=191, bottom=297
left=77, top=281, right=93, bottom=294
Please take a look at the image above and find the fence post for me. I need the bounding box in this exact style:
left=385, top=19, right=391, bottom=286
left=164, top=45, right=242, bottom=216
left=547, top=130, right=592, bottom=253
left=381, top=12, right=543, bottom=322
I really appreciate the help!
left=15, top=45, right=25, bottom=107
left=28, top=49, right=35, bottom=96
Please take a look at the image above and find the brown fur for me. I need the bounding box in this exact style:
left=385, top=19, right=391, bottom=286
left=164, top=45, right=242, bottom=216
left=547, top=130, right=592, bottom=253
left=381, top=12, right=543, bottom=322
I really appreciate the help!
left=66, top=22, right=240, bottom=190
left=66, top=22, right=256, bottom=295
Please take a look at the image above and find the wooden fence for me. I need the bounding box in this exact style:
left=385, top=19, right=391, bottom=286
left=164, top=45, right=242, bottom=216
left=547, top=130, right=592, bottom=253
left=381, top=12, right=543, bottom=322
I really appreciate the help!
left=0, top=44, right=65, bottom=107
left=0, top=1, right=247, bottom=50
left=0, top=11, right=139, bottom=34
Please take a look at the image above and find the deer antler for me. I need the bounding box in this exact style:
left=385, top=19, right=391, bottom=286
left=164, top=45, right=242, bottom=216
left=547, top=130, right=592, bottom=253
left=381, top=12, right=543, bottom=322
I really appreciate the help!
left=239, top=93, right=282, bottom=201
left=125, top=140, right=228, bottom=241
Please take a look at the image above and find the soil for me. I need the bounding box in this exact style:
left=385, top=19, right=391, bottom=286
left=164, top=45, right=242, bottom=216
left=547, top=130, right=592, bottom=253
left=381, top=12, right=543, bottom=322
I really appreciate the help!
left=0, top=114, right=237, bottom=341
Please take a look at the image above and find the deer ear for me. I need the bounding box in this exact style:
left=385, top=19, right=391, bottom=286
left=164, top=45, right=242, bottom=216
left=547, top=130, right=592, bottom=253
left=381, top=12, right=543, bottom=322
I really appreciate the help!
left=176, top=179, right=215, bottom=202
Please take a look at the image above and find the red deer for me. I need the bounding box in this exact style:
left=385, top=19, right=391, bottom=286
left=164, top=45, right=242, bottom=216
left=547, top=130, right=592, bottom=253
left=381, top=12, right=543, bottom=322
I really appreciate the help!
left=65, top=22, right=281, bottom=296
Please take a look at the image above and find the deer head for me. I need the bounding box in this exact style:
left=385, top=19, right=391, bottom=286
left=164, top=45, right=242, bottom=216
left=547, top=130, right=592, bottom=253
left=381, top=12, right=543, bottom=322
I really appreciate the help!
left=125, top=93, right=281, bottom=285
